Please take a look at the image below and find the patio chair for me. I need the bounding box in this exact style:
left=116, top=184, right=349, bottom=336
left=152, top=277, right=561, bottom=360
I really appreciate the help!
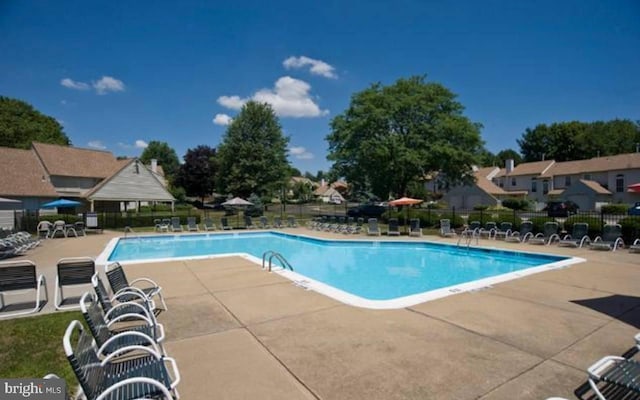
left=54, top=257, right=95, bottom=310
left=479, top=221, right=497, bottom=239
left=630, top=239, right=640, bottom=253
left=528, top=222, right=560, bottom=245
left=37, top=220, right=52, bottom=239
left=161, top=218, right=171, bottom=232
left=51, top=220, right=67, bottom=238
left=273, top=216, right=283, bottom=228
left=202, top=217, right=216, bottom=231
left=105, top=261, right=168, bottom=311
left=494, top=222, right=513, bottom=240
left=505, top=221, right=534, bottom=243
left=92, top=274, right=157, bottom=323
left=80, top=292, right=165, bottom=358
left=462, top=221, right=482, bottom=236
left=0, top=260, right=48, bottom=318
left=244, top=215, right=256, bottom=229
left=587, top=355, right=640, bottom=400
left=63, top=320, right=180, bottom=400
left=287, top=216, right=298, bottom=228
left=558, top=223, right=591, bottom=248
left=259, top=216, right=271, bottom=229
left=387, top=218, right=401, bottom=236
left=409, top=219, right=422, bottom=237
left=74, top=221, right=86, bottom=236
left=220, top=217, right=232, bottom=230
left=366, top=218, right=381, bottom=236
left=170, top=217, right=183, bottom=232
left=439, top=219, right=455, bottom=238
left=186, top=217, right=199, bottom=232
left=590, top=224, right=624, bottom=251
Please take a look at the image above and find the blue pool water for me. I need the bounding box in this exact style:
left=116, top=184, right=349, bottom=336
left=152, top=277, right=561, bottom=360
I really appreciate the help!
left=107, top=232, right=568, bottom=301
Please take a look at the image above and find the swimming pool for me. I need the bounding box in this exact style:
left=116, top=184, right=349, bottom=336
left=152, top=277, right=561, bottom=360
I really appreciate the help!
left=99, top=232, right=583, bottom=309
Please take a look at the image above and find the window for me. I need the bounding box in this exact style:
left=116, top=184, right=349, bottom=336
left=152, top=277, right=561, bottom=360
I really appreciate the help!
left=616, top=174, right=624, bottom=193
left=511, top=177, right=516, bottom=186
left=498, top=179, right=503, bottom=188
left=543, top=180, right=549, bottom=195
left=531, top=178, right=537, bottom=193
left=565, top=176, right=571, bottom=187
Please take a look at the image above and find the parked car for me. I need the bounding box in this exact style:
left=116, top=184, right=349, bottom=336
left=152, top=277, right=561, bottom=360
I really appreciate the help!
left=629, top=202, right=640, bottom=216
left=346, top=204, right=387, bottom=219
left=544, top=201, right=579, bottom=217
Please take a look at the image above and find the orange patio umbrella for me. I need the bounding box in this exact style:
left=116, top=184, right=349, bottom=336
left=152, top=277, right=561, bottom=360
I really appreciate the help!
left=388, top=197, right=423, bottom=233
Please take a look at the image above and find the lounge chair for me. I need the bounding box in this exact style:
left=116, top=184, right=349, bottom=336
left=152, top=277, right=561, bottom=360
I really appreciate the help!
left=220, top=217, right=232, bottom=230
left=0, top=241, right=19, bottom=259
left=630, top=239, right=640, bottom=253
left=273, top=217, right=283, bottom=228
left=462, top=221, right=481, bottom=236
left=587, top=355, right=640, bottom=400
left=74, top=221, right=86, bottom=236
left=37, top=220, right=52, bottom=239
left=92, top=274, right=157, bottom=323
left=479, top=222, right=497, bottom=239
left=558, top=222, right=591, bottom=248
left=494, top=222, right=512, bottom=240
left=80, top=292, right=165, bottom=358
left=54, top=257, right=95, bottom=310
left=154, top=219, right=163, bottom=232
left=202, top=217, right=216, bottom=231
left=505, top=221, right=534, bottom=243
left=186, top=217, right=199, bottom=232
left=367, top=218, right=381, bottom=236
left=590, top=224, right=624, bottom=251
left=387, top=218, right=401, bottom=236
left=439, top=219, right=455, bottom=238
left=50, top=220, right=67, bottom=238
left=170, top=217, right=183, bottom=232
left=106, top=261, right=167, bottom=311
left=0, top=260, right=48, bottom=318
left=259, top=216, right=271, bottom=229
left=287, top=216, right=298, bottom=228
left=409, top=219, right=423, bottom=237
left=244, top=215, right=256, bottom=229
left=161, top=218, right=171, bottom=232
left=528, top=222, right=560, bottom=245
left=63, top=320, right=180, bottom=400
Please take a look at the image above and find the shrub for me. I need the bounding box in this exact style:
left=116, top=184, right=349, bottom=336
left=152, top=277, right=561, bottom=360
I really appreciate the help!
left=527, top=216, right=558, bottom=233
left=564, top=215, right=602, bottom=239
left=601, top=204, right=630, bottom=214
left=245, top=193, right=264, bottom=217
left=473, top=204, right=489, bottom=211
left=435, top=212, right=465, bottom=229
left=466, top=211, right=494, bottom=225
left=39, top=214, right=81, bottom=224
left=501, top=198, right=531, bottom=211
left=495, top=212, right=522, bottom=230
left=618, top=216, right=640, bottom=244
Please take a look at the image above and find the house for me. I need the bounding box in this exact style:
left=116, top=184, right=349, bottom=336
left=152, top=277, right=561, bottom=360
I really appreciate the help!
left=444, top=152, right=640, bottom=210
left=313, top=180, right=347, bottom=204
left=0, top=142, right=174, bottom=212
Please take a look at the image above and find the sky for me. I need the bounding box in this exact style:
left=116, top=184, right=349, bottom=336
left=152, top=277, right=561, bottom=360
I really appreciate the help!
left=1, top=0, right=639, bottom=174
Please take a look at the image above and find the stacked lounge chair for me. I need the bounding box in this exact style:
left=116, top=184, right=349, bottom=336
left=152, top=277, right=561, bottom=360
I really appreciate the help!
left=479, top=222, right=497, bottom=239
left=187, top=217, right=199, bottom=232
left=366, top=218, right=381, bottom=236
left=171, top=217, right=183, bottom=232
left=202, top=217, right=216, bottom=231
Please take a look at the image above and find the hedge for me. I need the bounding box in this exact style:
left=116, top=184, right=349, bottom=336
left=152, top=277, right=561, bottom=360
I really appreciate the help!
left=618, top=216, right=640, bottom=244
left=564, top=215, right=602, bottom=239
left=495, top=212, right=523, bottom=230
left=527, top=216, right=558, bottom=233
left=600, top=204, right=630, bottom=214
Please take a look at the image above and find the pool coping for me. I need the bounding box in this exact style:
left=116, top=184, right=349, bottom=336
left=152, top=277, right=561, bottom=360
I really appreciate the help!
left=96, top=230, right=586, bottom=310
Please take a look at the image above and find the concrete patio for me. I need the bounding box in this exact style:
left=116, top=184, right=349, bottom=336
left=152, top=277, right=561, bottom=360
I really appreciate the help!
left=2, top=229, right=640, bottom=399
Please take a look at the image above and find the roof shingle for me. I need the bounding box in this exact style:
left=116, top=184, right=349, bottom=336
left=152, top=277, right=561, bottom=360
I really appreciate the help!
left=0, top=147, right=58, bottom=197
left=541, top=153, right=640, bottom=177
left=32, top=142, right=122, bottom=178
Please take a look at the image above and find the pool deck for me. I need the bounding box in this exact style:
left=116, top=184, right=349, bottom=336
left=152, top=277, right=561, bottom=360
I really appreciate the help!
left=3, top=228, right=640, bottom=399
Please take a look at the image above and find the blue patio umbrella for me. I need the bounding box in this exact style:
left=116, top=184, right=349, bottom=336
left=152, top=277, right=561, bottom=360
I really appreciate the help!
left=41, top=199, right=82, bottom=209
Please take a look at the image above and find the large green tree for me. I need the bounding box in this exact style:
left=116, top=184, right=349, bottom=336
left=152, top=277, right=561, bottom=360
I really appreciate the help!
left=174, top=145, right=217, bottom=202
left=326, top=76, right=483, bottom=199
left=0, top=96, right=71, bottom=148
left=518, top=119, right=640, bottom=162
left=217, top=101, right=290, bottom=198
left=139, top=141, right=180, bottom=180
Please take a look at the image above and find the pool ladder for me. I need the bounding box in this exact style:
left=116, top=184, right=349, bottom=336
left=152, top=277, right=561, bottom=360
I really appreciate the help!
left=123, top=226, right=140, bottom=239
left=262, top=250, right=294, bottom=272
left=457, top=228, right=479, bottom=249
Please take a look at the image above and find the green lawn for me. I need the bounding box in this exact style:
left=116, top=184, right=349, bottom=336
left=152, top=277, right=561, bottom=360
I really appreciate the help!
left=0, top=311, right=82, bottom=390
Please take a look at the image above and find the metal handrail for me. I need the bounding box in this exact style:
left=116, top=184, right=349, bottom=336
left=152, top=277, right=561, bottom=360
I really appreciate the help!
left=123, top=226, right=140, bottom=239
left=261, top=250, right=294, bottom=272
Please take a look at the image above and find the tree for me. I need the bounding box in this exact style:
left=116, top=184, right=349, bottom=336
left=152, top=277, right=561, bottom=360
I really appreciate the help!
left=0, top=96, right=71, bottom=149
left=174, top=145, right=217, bottom=202
left=291, top=180, right=314, bottom=202
left=326, top=75, right=483, bottom=199
left=139, top=141, right=180, bottom=180
left=495, top=149, right=523, bottom=166
left=477, top=148, right=497, bottom=167
left=217, top=101, right=290, bottom=198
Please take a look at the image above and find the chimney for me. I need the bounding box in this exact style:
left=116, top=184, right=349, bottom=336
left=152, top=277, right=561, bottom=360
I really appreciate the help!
left=151, top=159, right=157, bottom=173
left=321, top=178, right=326, bottom=187
left=505, top=159, right=514, bottom=174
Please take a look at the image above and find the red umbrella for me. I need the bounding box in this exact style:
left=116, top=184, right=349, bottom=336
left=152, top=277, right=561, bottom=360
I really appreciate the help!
left=388, top=197, right=423, bottom=233
left=628, top=183, right=640, bottom=193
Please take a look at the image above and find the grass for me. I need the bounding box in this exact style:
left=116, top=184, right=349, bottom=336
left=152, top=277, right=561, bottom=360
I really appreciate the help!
left=0, top=311, right=82, bottom=390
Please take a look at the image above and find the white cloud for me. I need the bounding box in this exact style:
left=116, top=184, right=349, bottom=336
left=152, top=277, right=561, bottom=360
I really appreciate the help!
left=218, top=76, right=328, bottom=118
left=118, top=139, right=148, bottom=150
left=289, top=146, right=314, bottom=160
left=283, top=56, right=337, bottom=79
left=212, top=113, right=233, bottom=126
left=93, top=76, right=126, bottom=95
left=60, top=78, right=90, bottom=90
left=135, top=140, right=148, bottom=149
left=217, top=95, right=246, bottom=110
left=87, top=140, right=106, bottom=150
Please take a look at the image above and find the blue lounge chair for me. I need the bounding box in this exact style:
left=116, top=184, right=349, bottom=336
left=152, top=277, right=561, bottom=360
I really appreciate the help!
left=170, top=217, right=183, bottom=232
left=186, top=217, right=199, bottom=232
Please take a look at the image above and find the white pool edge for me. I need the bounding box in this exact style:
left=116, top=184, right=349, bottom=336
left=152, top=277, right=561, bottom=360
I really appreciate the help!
left=96, top=231, right=586, bottom=310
